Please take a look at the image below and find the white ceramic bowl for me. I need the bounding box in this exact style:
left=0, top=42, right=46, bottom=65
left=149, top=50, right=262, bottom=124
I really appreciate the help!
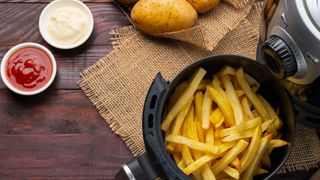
left=39, top=0, right=94, bottom=49
left=0, top=42, right=57, bottom=96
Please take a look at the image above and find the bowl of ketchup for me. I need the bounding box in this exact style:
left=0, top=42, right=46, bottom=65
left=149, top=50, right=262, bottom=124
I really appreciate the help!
left=1, top=42, right=57, bottom=95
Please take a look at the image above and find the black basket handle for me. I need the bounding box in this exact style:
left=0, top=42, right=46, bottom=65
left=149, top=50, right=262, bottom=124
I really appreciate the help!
left=115, top=153, right=159, bottom=180
left=115, top=73, right=169, bottom=180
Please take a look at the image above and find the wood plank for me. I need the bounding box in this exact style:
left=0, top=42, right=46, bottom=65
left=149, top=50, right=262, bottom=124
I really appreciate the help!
left=0, top=89, right=134, bottom=179
left=0, top=3, right=131, bottom=46
left=0, top=45, right=112, bottom=89
left=0, top=90, right=114, bottom=135
left=0, top=134, right=132, bottom=179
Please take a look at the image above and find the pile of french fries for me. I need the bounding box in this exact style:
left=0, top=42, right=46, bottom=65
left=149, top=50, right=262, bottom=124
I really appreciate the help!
left=162, top=66, right=289, bottom=180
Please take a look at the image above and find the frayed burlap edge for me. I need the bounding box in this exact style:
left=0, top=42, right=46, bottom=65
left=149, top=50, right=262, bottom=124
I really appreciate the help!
left=110, top=26, right=136, bottom=49
left=79, top=36, right=146, bottom=155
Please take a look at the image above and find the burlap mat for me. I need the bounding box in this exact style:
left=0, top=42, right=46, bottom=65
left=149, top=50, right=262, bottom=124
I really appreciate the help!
left=78, top=1, right=320, bottom=175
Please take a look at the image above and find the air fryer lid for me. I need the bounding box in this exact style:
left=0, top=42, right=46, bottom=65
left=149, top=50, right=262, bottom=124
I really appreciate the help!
left=142, top=55, right=295, bottom=180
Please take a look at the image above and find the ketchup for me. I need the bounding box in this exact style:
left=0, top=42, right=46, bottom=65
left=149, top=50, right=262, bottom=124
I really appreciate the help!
left=6, top=47, right=53, bottom=92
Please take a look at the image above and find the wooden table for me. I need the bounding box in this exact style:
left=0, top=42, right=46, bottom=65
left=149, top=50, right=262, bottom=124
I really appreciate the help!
left=0, top=0, right=317, bottom=179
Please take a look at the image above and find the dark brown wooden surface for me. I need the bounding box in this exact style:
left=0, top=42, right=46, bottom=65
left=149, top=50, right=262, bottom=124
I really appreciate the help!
left=0, top=1, right=317, bottom=180
left=0, top=1, right=133, bottom=179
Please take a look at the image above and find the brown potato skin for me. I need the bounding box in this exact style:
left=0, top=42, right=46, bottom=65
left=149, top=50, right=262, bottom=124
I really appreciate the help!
left=186, top=0, right=221, bottom=14
left=131, top=0, right=198, bottom=34
left=114, top=0, right=139, bottom=5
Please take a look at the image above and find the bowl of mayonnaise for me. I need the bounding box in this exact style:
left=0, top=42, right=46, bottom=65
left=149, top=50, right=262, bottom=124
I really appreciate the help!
left=39, top=0, right=94, bottom=49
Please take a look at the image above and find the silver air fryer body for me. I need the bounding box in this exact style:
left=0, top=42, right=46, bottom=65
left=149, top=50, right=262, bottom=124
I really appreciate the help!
left=260, top=0, right=320, bottom=85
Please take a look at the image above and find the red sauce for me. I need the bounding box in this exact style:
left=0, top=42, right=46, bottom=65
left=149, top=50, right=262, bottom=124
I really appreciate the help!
left=6, top=47, right=53, bottom=92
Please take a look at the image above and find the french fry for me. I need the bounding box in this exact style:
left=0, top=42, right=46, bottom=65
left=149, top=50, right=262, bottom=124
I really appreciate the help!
left=215, top=116, right=225, bottom=128
left=181, top=119, right=191, bottom=152
left=261, top=119, right=275, bottom=132
left=266, top=122, right=278, bottom=137
left=206, top=86, right=235, bottom=126
left=242, top=135, right=272, bottom=180
left=165, top=123, right=173, bottom=139
left=258, top=95, right=283, bottom=130
left=186, top=106, right=198, bottom=141
left=265, top=0, right=274, bottom=15
left=222, top=74, right=244, bottom=126
left=240, top=126, right=262, bottom=173
left=254, top=168, right=269, bottom=176
left=182, top=145, right=194, bottom=165
left=266, top=138, right=288, bottom=155
left=183, top=154, right=216, bottom=175
left=231, top=157, right=241, bottom=171
left=219, top=141, right=237, bottom=154
left=216, top=172, right=230, bottom=179
left=235, top=68, right=270, bottom=121
left=267, top=3, right=277, bottom=23
left=172, top=152, right=181, bottom=164
left=251, top=109, right=259, bottom=118
left=214, top=138, right=222, bottom=147
left=221, top=128, right=256, bottom=142
left=205, top=125, right=214, bottom=145
left=201, top=164, right=216, bottom=180
left=261, top=153, right=271, bottom=168
left=241, top=97, right=255, bottom=120
left=178, top=158, right=186, bottom=170
left=202, top=91, right=213, bottom=129
left=166, top=135, right=219, bottom=155
left=268, top=139, right=289, bottom=149
left=195, top=91, right=204, bottom=125
left=182, top=145, right=202, bottom=180
left=235, top=90, right=245, bottom=98
left=162, top=68, right=206, bottom=131
left=186, top=106, right=203, bottom=159
left=232, top=76, right=241, bottom=90
left=210, top=108, right=223, bottom=125
left=244, top=73, right=260, bottom=92
left=197, top=79, right=211, bottom=91
left=212, top=140, right=249, bottom=175
left=169, top=82, right=188, bottom=110
left=181, top=122, right=203, bottom=180
left=219, top=117, right=262, bottom=137
left=220, top=65, right=236, bottom=75
left=223, top=166, right=240, bottom=179
left=174, top=145, right=183, bottom=152
left=212, top=75, right=227, bottom=98
left=167, top=97, right=193, bottom=152
left=195, top=122, right=205, bottom=142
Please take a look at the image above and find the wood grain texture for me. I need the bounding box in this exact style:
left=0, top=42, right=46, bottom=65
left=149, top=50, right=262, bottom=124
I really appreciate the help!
left=0, top=134, right=132, bottom=179
left=0, top=90, right=109, bottom=134
left=0, top=90, right=132, bottom=179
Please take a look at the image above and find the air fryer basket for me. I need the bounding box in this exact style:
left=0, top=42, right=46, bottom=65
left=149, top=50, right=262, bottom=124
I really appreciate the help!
left=142, top=55, right=296, bottom=180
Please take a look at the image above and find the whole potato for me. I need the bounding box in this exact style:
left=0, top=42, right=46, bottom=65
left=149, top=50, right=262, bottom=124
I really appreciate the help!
left=114, top=0, right=138, bottom=5
left=131, top=0, right=198, bottom=34
left=186, top=0, right=221, bottom=14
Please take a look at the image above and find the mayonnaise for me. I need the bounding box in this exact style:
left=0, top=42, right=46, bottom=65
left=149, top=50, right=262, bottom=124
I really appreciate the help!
left=47, top=6, right=89, bottom=45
